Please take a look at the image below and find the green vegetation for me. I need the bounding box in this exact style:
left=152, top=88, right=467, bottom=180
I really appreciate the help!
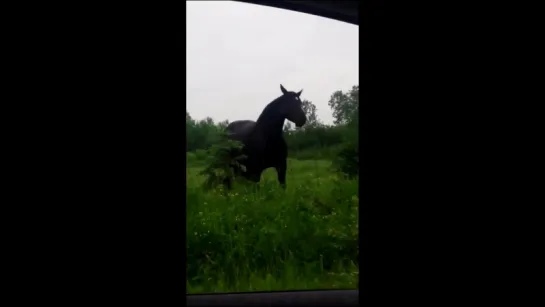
left=187, top=159, right=359, bottom=293
left=186, top=85, right=360, bottom=293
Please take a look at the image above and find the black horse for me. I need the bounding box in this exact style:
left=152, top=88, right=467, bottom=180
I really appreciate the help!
left=225, top=84, right=307, bottom=189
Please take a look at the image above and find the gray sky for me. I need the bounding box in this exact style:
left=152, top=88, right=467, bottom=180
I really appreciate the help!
left=187, top=1, right=358, bottom=125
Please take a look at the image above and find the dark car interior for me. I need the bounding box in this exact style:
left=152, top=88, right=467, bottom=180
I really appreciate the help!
left=186, top=1, right=359, bottom=306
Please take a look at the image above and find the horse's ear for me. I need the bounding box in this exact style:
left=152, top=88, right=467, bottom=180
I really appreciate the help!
left=296, top=89, right=303, bottom=97
left=280, top=84, right=288, bottom=95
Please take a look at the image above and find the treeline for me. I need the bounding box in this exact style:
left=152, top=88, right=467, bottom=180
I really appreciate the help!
left=187, top=85, right=359, bottom=172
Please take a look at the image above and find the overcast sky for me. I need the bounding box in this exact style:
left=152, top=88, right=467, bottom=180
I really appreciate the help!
left=187, top=1, right=358, bottom=125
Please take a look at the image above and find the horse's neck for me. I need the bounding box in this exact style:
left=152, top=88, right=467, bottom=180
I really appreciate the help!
left=255, top=103, right=285, bottom=140
left=255, top=117, right=284, bottom=140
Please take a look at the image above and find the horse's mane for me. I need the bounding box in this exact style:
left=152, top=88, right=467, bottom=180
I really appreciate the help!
left=256, top=95, right=284, bottom=123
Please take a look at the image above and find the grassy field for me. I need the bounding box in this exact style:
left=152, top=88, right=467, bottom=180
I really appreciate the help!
left=186, top=157, right=359, bottom=294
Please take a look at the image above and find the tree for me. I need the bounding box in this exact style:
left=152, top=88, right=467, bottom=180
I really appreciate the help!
left=203, top=117, right=215, bottom=126
left=186, top=111, right=196, bottom=151
left=327, top=85, right=359, bottom=177
left=217, top=119, right=230, bottom=129
left=328, top=85, right=359, bottom=125
left=301, top=99, right=319, bottom=128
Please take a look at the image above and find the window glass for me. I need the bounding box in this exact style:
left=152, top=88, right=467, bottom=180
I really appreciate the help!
left=187, top=1, right=359, bottom=294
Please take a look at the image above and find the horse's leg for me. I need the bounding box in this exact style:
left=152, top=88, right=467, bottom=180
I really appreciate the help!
left=222, top=176, right=232, bottom=190
left=275, top=159, right=287, bottom=189
left=248, top=171, right=261, bottom=183
left=244, top=169, right=262, bottom=192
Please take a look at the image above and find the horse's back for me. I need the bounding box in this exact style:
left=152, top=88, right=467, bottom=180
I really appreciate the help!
left=226, top=120, right=256, bottom=142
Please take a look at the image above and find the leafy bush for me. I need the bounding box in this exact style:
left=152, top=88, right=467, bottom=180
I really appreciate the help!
left=333, top=141, right=359, bottom=178
left=199, top=136, right=247, bottom=190
left=195, top=149, right=209, bottom=161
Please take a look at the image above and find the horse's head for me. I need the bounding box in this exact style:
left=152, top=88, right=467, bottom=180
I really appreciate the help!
left=279, top=84, right=307, bottom=128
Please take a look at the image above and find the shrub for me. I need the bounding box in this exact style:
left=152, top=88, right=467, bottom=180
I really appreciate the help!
left=199, top=136, right=247, bottom=190
left=333, top=141, right=359, bottom=178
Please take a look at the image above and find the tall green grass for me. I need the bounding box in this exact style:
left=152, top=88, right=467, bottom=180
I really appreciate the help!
left=186, top=158, right=359, bottom=294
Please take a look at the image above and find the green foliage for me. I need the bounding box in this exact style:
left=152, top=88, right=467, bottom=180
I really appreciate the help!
left=327, top=86, right=359, bottom=177
left=198, top=134, right=247, bottom=190
left=284, top=124, right=347, bottom=153
left=186, top=116, right=224, bottom=152
left=301, top=99, right=319, bottom=128
left=333, top=142, right=359, bottom=178
left=328, top=85, right=359, bottom=126
left=187, top=159, right=359, bottom=293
